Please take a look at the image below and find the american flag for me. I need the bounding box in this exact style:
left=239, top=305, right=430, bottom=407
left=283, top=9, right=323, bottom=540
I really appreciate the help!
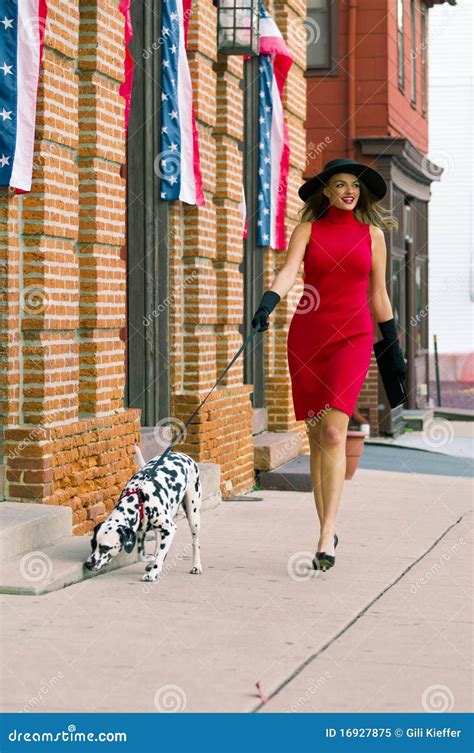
left=158, top=0, right=204, bottom=205
left=256, top=0, right=292, bottom=249
left=118, top=0, right=134, bottom=132
left=0, top=0, right=47, bottom=193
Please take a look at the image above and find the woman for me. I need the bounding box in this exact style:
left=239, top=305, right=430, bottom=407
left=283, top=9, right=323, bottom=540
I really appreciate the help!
left=251, top=158, right=406, bottom=572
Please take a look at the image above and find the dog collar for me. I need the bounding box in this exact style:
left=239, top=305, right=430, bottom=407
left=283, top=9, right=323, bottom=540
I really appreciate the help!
left=120, top=487, right=145, bottom=522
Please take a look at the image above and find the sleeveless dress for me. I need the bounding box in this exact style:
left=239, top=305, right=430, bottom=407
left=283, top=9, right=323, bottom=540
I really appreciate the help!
left=286, top=203, right=374, bottom=421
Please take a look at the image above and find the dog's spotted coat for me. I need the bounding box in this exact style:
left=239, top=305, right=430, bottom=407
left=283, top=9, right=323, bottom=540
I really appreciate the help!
left=84, top=448, right=202, bottom=581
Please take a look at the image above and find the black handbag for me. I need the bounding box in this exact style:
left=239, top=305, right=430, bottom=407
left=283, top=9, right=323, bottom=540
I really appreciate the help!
left=373, top=339, right=408, bottom=409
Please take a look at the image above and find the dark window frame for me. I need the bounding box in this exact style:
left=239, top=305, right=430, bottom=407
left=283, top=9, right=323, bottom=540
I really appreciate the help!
left=421, top=4, right=427, bottom=115
left=305, top=0, right=339, bottom=77
left=410, top=0, right=416, bottom=106
left=397, top=0, right=405, bottom=92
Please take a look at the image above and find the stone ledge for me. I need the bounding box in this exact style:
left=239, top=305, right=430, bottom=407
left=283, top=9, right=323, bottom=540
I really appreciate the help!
left=254, top=431, right=302, bottom=472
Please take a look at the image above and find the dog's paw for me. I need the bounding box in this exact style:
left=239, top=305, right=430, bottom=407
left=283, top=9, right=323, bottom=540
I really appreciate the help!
left=189, top=565, right=202, bottom=575
left=142, top=571, right=160, bottom=582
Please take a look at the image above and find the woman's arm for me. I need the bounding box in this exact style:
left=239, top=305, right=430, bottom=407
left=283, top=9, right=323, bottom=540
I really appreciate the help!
left=267, top=222, right=312, bottom=299
left=368, top=225, right=394, bottom=326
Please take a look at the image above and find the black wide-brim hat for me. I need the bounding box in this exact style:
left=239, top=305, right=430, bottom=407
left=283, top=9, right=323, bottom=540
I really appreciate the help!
left=298, top=158, right=387, bottom=202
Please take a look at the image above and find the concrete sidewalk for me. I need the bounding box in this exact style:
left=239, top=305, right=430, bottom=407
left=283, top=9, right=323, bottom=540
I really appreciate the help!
left=0, top=467, right=472, bottom=713
left=366, top=420, right=473, bottom=459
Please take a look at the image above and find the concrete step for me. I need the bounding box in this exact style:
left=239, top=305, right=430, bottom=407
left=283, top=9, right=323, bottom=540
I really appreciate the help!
left=0, top=535, right=140, bottom=595
left=252, top=407, right=267, bottom=435
left=254, top=431, right=302, bottom=472
left=0, top=490, right=220, bottom=596
left=434, top=407, right=474, bottom=422
left=402, top=408, right=434, bottom=431
left=0, top=502, right=72, bottom=563
left=0, top=457, right=221, bottom=595
left=259, top=454, right=311, bottom=492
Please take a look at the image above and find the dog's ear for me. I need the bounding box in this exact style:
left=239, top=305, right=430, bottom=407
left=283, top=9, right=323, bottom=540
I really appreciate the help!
left=118, top=525, right=136, bottom=554
left=90, top=522, right=102, bottom=550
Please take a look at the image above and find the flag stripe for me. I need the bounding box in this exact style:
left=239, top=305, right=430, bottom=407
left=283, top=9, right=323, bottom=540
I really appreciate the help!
left=0, top=0, right=46, bottom=192
left=256, top=0, right=292, bottom=249
left=118, top=0, right=134, bottom=132
left=10, top=0, right=40, bottom=191
left=183, top=0, right=204, bottom=206
left=176, top=0, right=196, bottom=204
left=159, top=0, right=204, bottom=206
left=270, top=73, right=285, bottom=248
left=0, top=0, right=19, bottom=187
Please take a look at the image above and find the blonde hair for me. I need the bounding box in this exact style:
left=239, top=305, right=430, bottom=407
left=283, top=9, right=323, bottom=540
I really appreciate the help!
left=298, top=178, right=398, bottom=231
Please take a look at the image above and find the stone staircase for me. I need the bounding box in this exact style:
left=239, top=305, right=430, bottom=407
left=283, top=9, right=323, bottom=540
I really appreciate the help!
left=402, top=408, right=434, bottom=431
left=0, top=501, right=140, bottom=596
left=0, top=430, right=221, bottom=596
left=252, top=408, right=304, bottom=489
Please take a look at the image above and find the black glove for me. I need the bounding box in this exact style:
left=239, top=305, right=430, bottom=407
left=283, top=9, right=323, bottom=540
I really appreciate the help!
left=251, top=290, right=281, bottom=332
left=378, top=318, right=407, bottom=379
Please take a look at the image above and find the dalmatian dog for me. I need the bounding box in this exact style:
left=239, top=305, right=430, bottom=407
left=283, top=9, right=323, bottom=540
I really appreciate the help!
left=84, top=445, right=203, bottom=582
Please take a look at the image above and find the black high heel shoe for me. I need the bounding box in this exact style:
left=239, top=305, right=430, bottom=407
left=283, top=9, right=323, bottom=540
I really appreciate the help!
left=313, top=533, right=338, bottom=571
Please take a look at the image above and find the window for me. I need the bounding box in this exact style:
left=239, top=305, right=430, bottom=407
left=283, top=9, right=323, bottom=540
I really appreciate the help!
left=397, top=0, right=405, bottom=91
left=306, top=0, right=338, bottom=75
left=392, top=257, right=403, bottom=346
left=414, top=258, right=428, bottom=352
left=410, top=0, right=416, bottom=105
left=421, top=5, right=427, bottom=113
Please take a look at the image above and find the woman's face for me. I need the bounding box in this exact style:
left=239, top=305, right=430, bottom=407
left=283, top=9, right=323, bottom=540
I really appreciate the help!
left=323, top=172, right=360, bottom=210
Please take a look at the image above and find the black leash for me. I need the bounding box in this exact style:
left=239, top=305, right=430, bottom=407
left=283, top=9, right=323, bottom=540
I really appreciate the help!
left=140, top=325, right=262, bottom=479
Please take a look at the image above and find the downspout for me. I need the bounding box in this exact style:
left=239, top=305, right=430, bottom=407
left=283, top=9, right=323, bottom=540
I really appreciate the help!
left=347, top=0, right=357, bottom=158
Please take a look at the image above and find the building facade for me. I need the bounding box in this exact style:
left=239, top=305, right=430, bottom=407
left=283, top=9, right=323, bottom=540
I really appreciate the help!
left=1, top=0, right=457, bottom=529
left=304, top=0, right=455, bottom=435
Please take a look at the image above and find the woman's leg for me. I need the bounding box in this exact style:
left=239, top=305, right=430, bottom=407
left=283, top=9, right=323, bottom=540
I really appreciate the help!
left=305, top=417, right=324, bottom=526
left=317, top=407, right=349, bottom=555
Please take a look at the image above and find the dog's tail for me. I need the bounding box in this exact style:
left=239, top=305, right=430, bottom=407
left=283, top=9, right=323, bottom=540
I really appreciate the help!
left=134, top=444, right=146, bottom=470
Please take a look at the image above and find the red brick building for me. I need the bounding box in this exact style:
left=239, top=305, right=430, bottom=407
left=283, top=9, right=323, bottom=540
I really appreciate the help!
left=303, top=0, right=456, bottom=435
left=0, top=0, right=455, bottom=529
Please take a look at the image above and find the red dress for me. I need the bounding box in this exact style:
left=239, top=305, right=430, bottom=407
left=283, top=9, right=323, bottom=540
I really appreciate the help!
left=286, top=204, right=374, bottom=421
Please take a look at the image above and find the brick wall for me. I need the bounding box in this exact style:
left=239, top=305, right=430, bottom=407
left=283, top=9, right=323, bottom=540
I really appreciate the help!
left=0, top=0, right=309, bottom=520
left=0, top=0, right=140, bottom=533
left=163, top=0, right=311, bottom=484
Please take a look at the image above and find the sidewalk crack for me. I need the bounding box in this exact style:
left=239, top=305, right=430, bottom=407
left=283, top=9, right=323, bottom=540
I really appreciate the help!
left=251, top=512, right=468, bottom=712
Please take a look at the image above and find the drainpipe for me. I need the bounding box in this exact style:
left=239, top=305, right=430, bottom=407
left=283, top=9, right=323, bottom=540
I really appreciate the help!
left=347, top=0, right=357, bottom=158
left=405, top=235, right=416, bottom=409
